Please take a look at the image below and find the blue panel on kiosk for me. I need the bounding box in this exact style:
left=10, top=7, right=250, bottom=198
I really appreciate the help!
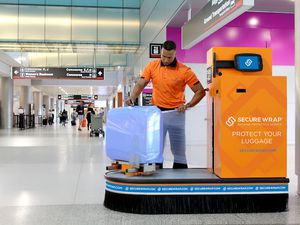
left=234, top=54, right=263, bottom=72
left=105, top=106, right=163, bottom=164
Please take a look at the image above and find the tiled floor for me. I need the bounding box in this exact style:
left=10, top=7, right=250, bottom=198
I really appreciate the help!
left=0, top=124, right=299, bottom=225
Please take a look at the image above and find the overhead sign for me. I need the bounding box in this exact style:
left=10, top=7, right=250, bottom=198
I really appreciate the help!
left=182, top=0, right=254, bottom=49
left=12, top=67, right=104, bottom=80
left=149, top=43, right=163, bottom=58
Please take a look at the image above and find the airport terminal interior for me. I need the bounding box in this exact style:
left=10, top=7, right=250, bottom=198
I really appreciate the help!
left=0, top=0, right=300, bottom=224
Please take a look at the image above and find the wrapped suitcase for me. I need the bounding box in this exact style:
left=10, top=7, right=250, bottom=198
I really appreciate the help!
left=105, top=106, right=163, bottom=164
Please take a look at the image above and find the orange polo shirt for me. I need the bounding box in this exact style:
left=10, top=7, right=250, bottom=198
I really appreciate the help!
left=142, top=59, right=199, bottom=108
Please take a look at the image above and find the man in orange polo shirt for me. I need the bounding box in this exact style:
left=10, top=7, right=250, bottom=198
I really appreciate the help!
left=126, top=40, right=206, bottom=168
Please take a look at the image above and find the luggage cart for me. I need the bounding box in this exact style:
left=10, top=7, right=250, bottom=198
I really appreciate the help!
left=90, top=114, right=105, bottom=137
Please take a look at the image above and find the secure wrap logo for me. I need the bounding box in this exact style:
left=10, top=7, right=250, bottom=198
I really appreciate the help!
left=226, top=116, right=236, bottom=127
left=245, top=59, right=253, bottom=67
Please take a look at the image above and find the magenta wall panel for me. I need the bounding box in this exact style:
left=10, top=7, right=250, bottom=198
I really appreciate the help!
left=167, top=12, right=294, bottom=65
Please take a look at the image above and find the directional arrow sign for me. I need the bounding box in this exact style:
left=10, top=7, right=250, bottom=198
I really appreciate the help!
left=12, top=67, right=105, bottom=80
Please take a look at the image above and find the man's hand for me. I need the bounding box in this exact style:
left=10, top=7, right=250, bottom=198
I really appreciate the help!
left=177, top=103, right=190, bottom=113
left=125, top=78, right=149, bottom=106
left=125, top=97, right=134, bottom=106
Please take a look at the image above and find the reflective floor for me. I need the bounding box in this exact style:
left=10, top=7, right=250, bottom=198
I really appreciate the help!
left=0, top=124, right=299, bottom=225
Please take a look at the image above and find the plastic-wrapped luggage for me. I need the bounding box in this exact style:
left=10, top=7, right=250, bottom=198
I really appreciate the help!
left=105, top=106, right=163, bottom=164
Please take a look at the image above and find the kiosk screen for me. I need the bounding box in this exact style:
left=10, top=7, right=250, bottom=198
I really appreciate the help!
left=234, top=54, right=263, bottom=72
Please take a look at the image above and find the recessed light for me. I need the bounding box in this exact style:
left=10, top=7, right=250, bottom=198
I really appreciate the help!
left=248, top=17, right=259, bottom=26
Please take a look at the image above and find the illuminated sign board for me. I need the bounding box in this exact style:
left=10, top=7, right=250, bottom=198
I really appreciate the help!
left=182, top=0, right=254, bottom=49
left=149, top=43, right=163, bottom=58
left=12, top=67, right=104, bottom=80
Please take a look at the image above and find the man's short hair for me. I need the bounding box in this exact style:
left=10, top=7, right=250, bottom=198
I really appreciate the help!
left=163, top=40, right=176, bottom=51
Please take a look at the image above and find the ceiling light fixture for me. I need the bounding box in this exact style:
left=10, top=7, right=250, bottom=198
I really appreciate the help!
left=248, top=17, right=259, bottom=27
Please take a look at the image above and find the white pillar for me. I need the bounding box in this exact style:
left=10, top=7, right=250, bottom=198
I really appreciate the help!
left=19, top=86, right=33, bottom=114
left=50, top=97, right=55, bottom=110
left=43, top=95, right=50, bottom=116
left=295, top=0, right=300, bottom=195
left=0, top=77, right=14, bottom=129
left=33, top=91, right=43, bottom=116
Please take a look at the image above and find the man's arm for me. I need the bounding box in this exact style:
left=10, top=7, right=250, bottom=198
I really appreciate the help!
left=125, top=78, right=149, bottom=106
left=177, top=82, right=206, bottom=112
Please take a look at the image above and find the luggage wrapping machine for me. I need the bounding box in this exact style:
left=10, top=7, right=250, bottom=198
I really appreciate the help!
left=104, top=47, right=289, bottom=214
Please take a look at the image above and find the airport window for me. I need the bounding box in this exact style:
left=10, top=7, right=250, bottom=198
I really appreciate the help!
left=19, top=5, right=44, bottom=40
left=124, top=9, right=140, bottom=44
left=98, top=8, right=122, bottom=43
left=0, top=5, right=18, bottom=40
left=72, top=0, right=97, bottom=7
left=72, top=7, right=97, bottom=42
left=45, top=6, right=71, bottom=41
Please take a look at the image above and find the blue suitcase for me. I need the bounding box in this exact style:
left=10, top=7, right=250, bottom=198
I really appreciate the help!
left=105, top=106, right=163, bottom=164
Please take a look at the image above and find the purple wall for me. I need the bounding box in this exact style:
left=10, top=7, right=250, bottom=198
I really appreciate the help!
left=167, top=12, right=294, bottom=65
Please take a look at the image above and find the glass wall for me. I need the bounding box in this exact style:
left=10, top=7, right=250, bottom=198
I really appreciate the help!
left=0, top=3, right=140, bottom=45
left=0, top=5, right=18, bottom=40
left=72, top=7, right=97, bottom=42
left=98, top=8, right=122, bottom=43
left=72, top=0, right=97, bottom=7
left=124, top=9, right=140, bottom=44
left=45, top=6, right=71, bottom=41
left=0, top=0, right=140, bottom=8
left=19, top=5, right=45, bottom=40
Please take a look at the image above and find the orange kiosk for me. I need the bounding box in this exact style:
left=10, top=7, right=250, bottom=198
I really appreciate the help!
left=207, top=47, right=287, bottom=178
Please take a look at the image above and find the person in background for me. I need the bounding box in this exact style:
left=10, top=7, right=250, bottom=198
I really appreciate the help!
left=61, top=109, right=67, bottom=126
left=18, top=106, right=25, bottom=130
left=71, top=108, right=77, bottom=126
left=58, top=111, right=62, bottom=124
left=125, top=40, right=206, bottom=169
left=76, top=101, right=84, bottom=131
left=51, top=109, right=55, bottom=124
left=99, top=107, right=105, bottom=117
left=48, top=109, right=53, bottom=125
left=98, top=107, right=105, bottom=123
left=86, top=103, right=95, bottom=131
left=42, top=104, right=47, bottom=126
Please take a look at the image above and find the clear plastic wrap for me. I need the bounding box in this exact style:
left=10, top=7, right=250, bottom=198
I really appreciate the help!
left=105, top=106, right=163, bottom=164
